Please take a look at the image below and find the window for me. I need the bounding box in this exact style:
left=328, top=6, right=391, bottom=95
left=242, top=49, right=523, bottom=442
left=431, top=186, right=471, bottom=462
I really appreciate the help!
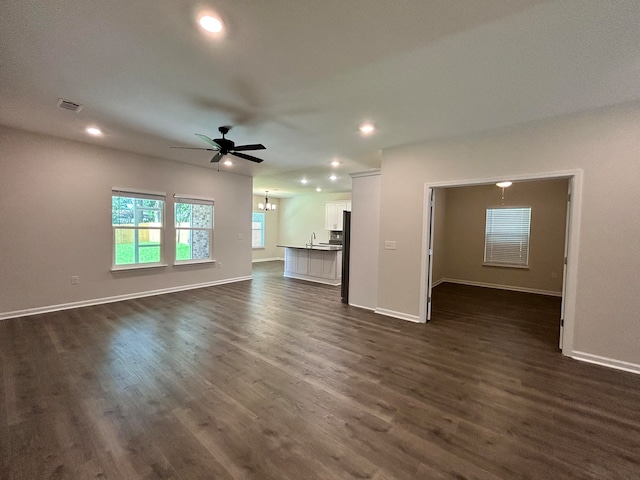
left=484, top=207, right=531, bottom=267
left=252, top=212, right=265, bottom=248
left=112, top=190, right=165, bottom=267
left=174, top=196, right=214, bottom=263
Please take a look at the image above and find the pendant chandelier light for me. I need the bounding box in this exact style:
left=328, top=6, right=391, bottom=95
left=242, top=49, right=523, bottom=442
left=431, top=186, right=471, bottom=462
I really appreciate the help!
left=258, top=191, right=276, bottom=211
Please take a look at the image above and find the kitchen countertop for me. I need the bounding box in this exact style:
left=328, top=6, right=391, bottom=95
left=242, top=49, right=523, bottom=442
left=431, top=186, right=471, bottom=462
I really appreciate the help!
left=277, top=244, right=343, bottom=251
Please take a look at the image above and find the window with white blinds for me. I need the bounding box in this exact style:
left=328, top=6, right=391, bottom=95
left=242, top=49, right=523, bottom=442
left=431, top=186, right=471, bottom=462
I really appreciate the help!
left=484, top=207, right=531, bottom=267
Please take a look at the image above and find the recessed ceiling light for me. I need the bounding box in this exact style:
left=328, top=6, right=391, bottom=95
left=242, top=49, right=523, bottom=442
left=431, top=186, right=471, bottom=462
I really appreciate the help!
left=86, top=127, right=102, bottom=136
left=223, top=159, right=233, bottom=166
left=496, top=181, right=513, bottom=188
left=199, top=15, right=223, bottom=33
left=359, top=123, right=375, bottom=135
left=329, top=175, right=337, bottom=181
left=301, top=178, right=308, bottom=184
left=331, top=160, right=340, bottom=167
left=316, top=187, right=322, bottom=192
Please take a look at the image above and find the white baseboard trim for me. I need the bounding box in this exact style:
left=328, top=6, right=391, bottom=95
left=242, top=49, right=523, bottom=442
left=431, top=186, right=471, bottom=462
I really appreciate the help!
left=431, top=278, right=445, bottom=288
left=348, top=302, right=376, bottom=312
left=0, top=275, right=253, bottom=321
left=441, top=278, right=562, bottom=297
left=571, top=351, right=640, bottom=375
left=283, top=272, right=341, bottom=286
left=252, top=257, right=284, bottom=263
left=375, top=308, right=422, bottom=323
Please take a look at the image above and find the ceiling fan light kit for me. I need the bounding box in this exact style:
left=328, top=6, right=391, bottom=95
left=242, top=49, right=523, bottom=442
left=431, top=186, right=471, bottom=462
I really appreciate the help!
left=170, top=126, right=266, bottom=164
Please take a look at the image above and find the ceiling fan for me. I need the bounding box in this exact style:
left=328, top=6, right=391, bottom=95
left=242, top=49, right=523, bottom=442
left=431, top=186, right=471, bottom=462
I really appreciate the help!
left=170, top=126, right=265, bottom=163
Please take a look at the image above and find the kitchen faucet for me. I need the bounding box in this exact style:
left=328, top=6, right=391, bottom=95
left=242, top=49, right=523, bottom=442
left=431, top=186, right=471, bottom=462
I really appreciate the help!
left=309, top=232, right=316, bottom=247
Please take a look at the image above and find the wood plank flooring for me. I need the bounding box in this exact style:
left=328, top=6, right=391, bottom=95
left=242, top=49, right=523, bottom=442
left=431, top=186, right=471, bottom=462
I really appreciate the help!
left=1, top=261, right=639, bottom=479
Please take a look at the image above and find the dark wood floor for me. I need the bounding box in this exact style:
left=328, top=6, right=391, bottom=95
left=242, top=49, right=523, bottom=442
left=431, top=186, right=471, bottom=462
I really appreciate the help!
left=1, top=261, right=639, bottom=479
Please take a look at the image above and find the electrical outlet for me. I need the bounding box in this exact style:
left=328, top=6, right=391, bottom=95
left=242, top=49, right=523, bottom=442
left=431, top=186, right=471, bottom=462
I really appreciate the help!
left=217, top=262, right=222, bottom=268
left=384, top=241, right=396, bottom=250
left=237, top=233, right=244, bottom=240
left=71, top=275, right=79, bottom=285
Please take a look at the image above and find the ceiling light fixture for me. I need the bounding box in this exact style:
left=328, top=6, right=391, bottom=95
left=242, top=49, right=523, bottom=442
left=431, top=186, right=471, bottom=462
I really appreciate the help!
left=223, top=159, right=232, bottom=166
left=329, top=175, right=337, bottom=181
left=258, top=191, right=276, bottom=211
left=301, top=178, right=308, bottom=184
left=316, top=187, right=322, bottom=192
left=86, top=127, right=102, bottom=136
left=496, top=181, right=512, bottom=205
left=199, top=15, right=224, bottom=33
left=331, top=160, right=340, bottom=167
left=359, top=123, right=375, bottom=135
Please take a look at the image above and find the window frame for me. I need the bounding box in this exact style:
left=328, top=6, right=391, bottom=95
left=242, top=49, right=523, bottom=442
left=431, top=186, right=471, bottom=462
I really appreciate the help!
left=111, top=188, right=166, bottom=271
left=173, top=195, right=215, bottom=265
left=252, top=212, right=265, bottom=249
left=483, top=206, right=532, bottom=269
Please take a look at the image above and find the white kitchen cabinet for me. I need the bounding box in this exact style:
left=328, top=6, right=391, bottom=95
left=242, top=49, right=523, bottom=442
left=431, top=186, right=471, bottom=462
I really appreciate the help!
left=325, top=201, right=351, bottom=230
left=281, top=247, right=342, bottom=286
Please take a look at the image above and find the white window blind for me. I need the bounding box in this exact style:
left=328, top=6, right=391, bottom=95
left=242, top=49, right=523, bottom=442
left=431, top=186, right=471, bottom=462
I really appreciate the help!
left=484, top=207, right=531, bottom=267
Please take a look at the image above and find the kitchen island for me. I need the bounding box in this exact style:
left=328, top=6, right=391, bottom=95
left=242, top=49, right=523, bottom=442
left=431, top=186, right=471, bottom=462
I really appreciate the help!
left=278, top=245, right=343, bottom=286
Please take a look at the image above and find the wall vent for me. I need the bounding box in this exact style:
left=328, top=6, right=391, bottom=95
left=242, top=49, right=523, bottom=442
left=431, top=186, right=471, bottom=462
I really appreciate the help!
left=56, top=98, right=83, bottom=113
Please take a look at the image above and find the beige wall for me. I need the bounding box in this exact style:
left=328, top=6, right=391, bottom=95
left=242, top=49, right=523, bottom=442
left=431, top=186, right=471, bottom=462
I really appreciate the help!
left=377, top=103, right=640, bottom=366
left=0, top=126, right=253, bottom=316
left=440, top=180, right=568, bottom=294
left=349, top=172, right=381, bottom=310
left=252, top=195, right=282, bottom=262
left=278, top=192, right=351, bottom=247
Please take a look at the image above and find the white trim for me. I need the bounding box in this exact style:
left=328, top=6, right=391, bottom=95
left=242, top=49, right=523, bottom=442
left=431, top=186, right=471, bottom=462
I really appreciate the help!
left=173, top=194, right=215, bottom=203
left=571, top=351, right=640, bottom=375
left=252, top=257, right=284, bottom=263
left=283, top=272, right=341, bottom=286
left=431, top=278, right=445, bottom=288
left=420, top=168, right=583, bottom=357
left=348, top=302, right=376, bottom=311
left=440, top=278, right=562, bottom=297
left=375, top=308, right=422, bottom=323
left=0, top=276, right=252, bottom=321
left=112, top=187, right=166, bottom=198
left=173, top=259, right=216, bottom=266
left=111, top=263, right=168, bottom=272
left=350, top=169, right=381, bottom=178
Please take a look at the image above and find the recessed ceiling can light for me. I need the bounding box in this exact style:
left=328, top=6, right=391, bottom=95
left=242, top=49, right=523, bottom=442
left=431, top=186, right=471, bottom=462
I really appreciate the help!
left=316, top=187, right=322, bottom=192
left=359, top=123, right=375, bottom=134
left=86, top=127, right=102, bottom=136
left=301, top=178, right=308, bottom=184
left=199, top=15, right=223, bottom=33
left=329, top=175, right=337, bottom=181
left=223, top=159, right=232, bottom=166
left=496, top=181, right=513, bottom=188
left=331, top=160, right=340, bottom=167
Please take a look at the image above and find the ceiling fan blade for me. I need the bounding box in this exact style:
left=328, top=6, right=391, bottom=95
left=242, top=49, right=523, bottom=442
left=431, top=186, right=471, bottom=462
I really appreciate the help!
left=170, top=146, right=216, bottom=151
left=231, top=144, right=266, bottom=152
left=195, top=133, right=221, bottom=150
left=232, top=151, right=264, bottom=163
left=210, top=152, right=224, bottom=163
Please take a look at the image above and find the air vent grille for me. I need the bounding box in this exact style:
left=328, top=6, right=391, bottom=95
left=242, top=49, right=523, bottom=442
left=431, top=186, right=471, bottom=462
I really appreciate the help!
left=56, top=98, right=83, bottom=112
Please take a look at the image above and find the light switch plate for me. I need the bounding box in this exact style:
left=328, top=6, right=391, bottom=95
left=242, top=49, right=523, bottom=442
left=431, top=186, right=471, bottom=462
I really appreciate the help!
left=384, top=241, right=396, bottom=250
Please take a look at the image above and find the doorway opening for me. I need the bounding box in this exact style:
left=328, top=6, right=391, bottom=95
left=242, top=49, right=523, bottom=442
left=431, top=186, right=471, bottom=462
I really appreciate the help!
left=420, top=170, right=582, bottom=356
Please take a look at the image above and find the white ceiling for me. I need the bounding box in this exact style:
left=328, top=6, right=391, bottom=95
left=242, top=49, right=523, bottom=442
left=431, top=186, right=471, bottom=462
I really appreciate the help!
left=1, top=1, right=639, bottom=197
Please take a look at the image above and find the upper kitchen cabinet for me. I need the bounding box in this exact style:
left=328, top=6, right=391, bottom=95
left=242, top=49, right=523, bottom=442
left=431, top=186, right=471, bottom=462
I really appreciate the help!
left=325, top=201, right=351, bottom=230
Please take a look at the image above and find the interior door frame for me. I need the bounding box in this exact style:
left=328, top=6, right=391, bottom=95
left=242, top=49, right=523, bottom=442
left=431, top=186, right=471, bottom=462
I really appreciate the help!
left=418, top=169, right=583, bottom=357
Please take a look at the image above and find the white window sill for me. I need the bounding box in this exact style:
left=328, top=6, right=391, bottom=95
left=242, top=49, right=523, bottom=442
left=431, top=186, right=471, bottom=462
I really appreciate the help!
left=173, top=259, right=216, bottom=266
left=252, top=247, right=265, bottom=250
left=111, top=263, right=168, bottom=272
left=483, top=263, right=529, bottom=270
